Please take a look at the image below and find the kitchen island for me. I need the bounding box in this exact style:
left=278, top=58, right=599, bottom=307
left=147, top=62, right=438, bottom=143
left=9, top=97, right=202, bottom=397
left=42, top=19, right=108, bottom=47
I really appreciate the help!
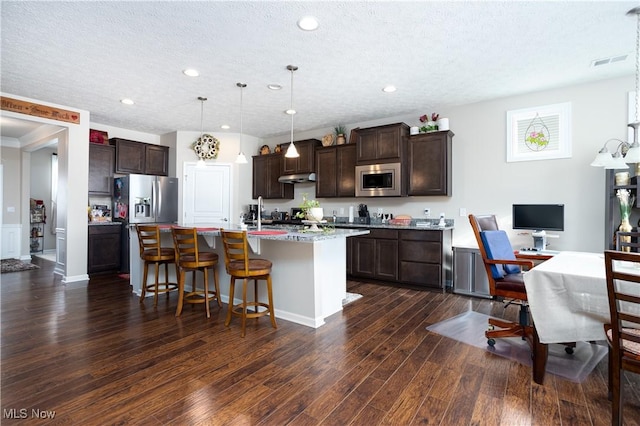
left=128, top=225, right=369, bottom=328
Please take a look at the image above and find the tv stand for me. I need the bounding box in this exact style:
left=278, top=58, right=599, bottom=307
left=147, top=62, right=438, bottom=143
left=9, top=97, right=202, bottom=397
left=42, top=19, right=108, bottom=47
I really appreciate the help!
left=532, top=230, right=546, bottom=251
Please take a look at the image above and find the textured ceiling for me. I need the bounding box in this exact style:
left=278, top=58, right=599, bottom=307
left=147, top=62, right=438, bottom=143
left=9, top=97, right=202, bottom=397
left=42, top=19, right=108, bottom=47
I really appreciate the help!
left=1, top=1, right=637, bottom=140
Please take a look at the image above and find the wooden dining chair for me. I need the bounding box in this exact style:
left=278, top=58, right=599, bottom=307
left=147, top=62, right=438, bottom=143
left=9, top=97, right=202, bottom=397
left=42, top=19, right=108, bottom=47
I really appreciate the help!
left=219, top=229, right=277, bottom=337
left=469, top=214, right=549, bottom=384
left=615, top=230, right=640, bottom=252
left=603, top=250, right=640, bottom=426
left=135, top=224, right=178, bottom=306
left=171, top=227, right=221, bottom=318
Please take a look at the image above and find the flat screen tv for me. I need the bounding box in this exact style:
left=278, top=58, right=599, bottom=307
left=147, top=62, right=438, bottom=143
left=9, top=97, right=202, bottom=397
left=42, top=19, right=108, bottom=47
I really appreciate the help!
left=512, top=204, right=564, bottom=232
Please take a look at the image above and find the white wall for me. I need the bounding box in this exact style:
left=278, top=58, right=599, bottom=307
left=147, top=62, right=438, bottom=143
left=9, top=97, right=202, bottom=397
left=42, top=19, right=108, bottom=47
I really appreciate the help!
left=260, top=75, right=633, bottom=253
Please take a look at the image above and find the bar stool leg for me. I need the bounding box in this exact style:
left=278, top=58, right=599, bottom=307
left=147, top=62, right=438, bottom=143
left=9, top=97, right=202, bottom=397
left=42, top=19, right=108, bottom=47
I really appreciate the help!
left=175, top=268, right=186, bottom=317
left=267, top=275, right=277, bottom=329
left=241, top=278, right=249, bottom=337
left=225, top=277, right=236, bottom=327
left=214, top=267, right=222, bottom=307
left=203, top=268, right=211, bottom=319
left=140, top=262, right=149, bottom=303
left=153, top=262, right=160, bottom=306
left=164, top=262, right=171, bottom=300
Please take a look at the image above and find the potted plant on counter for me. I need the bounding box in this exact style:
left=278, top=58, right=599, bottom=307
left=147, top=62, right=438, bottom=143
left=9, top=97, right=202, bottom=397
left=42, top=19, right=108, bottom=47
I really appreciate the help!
left=295, top=193, right=323, bottom=221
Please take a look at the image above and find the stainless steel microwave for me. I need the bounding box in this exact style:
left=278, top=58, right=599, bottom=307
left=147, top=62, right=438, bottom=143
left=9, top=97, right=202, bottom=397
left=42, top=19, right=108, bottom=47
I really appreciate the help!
left=355, top=163, right=402, bottom=197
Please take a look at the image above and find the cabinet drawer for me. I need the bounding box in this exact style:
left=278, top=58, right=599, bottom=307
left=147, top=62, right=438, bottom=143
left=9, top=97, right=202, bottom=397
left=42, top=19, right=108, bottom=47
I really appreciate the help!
left=399, top=261, right=441, bottom=287
left=400, top=240, right=442, bottom=263
left=363, top=229, right=398, bottom=240
left=88, top=225, right=121, bottom=235
left=399, top=230, right=442, bottom=242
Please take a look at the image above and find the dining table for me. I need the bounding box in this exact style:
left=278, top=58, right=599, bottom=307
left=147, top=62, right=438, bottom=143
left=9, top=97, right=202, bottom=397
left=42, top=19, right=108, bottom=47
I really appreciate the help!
left=523, top=251, right=612, bottom=345
left=523, top=250, right=640, bottom=345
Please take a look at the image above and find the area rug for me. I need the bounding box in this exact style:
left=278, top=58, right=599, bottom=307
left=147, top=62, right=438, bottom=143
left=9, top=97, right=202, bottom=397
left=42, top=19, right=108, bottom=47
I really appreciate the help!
left=426, top=311, right=607, bottom=383
left=1, top=258, right=40, bottom=273
left=343, top=292, right=363, bottom=306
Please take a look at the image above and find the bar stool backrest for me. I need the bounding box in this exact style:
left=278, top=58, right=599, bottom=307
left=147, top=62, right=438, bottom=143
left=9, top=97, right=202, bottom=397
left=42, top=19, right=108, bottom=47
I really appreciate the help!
left=220, top=229, right=250, bottom=275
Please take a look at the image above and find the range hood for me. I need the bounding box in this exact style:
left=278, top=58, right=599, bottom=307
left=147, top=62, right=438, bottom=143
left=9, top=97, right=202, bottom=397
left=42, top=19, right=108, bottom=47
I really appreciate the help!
left=278, top=173, right=316, bottom=184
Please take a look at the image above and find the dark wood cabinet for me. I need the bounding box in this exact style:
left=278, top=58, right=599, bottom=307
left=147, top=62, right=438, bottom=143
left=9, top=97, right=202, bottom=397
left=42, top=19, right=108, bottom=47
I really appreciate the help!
left=406, top=131, right=453, bottom=196
left=349, top=229, right=399, bottom=281
left=88, top=144, right=115, bottom=196
left=315, top=144, right=356, bottom=198
left=252, top=154, right=293, bottom=199
left=399, top=229, right=452, bottom=289
left=347, top=227, right=452, bottom=289
left=110, top=138, right=169, bottom=176
left=282, top=139, right=320, bottom=174
left=354, top=123, right=409, bottom=164
left=145, top=144, right=169, bottom=176
left=88, top=224, right=121, bottom=274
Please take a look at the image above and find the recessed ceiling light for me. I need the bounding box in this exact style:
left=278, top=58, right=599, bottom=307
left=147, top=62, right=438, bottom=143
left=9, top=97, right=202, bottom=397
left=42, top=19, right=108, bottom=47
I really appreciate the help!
left=382, top=85, right=397, bottom=93
left=183, top=68, right=199, bottom=77
left=268, top=84, right=282, bottom=90
left=297, top=16, right=319, bottom=31
left=220, top=124, right=230, bottom=130
left=285, top=109, right=296, bottom=115
left=120, top=98, right=134, bottom=105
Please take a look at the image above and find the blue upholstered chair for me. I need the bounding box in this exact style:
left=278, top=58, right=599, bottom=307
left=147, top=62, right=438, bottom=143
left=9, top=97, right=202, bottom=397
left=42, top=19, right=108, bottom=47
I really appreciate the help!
left=469, top=214, right=549, bottom=384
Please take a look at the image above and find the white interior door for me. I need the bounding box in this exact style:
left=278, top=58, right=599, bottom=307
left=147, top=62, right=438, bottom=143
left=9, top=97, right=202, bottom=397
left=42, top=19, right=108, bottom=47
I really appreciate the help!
left=183, top=163, right=231, bottom=225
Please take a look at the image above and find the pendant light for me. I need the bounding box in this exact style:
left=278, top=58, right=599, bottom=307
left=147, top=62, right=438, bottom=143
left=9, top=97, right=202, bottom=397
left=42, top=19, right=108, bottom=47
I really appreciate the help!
left=591, top=7, right=640, bottom=168
left=197, top=96, right=207, bottom=166
left=235, top=83, right=248, bottom=164
left=285, top=65, right=300, bottom=158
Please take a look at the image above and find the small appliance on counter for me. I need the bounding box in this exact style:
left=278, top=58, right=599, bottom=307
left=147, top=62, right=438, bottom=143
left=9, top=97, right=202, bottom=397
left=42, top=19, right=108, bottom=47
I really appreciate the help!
left=355, top=203, right=371, bottom=224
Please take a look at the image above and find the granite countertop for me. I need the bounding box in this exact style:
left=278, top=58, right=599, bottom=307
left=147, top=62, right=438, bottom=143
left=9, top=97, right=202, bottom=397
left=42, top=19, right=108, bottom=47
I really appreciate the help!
left=153, top=223, right=370, bottom=242
left=88, top=221, right=122, bottom=226
left=328, top=218, right=455, bottom=231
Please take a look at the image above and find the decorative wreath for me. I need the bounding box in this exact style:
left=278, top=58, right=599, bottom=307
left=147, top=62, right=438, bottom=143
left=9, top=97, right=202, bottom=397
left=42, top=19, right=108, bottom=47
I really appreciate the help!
left=192, top=134, right=220, bottom=160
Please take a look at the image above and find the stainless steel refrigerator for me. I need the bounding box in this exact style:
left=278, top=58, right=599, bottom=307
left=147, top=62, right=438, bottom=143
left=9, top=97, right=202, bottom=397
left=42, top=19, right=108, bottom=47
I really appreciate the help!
left=114, top=174, right=179, bottom=224
left=114, top=174, right=179, bottom=272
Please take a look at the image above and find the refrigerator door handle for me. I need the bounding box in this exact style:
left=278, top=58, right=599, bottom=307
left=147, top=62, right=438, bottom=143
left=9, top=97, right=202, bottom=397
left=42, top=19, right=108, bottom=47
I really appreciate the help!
left=152, top=179, right=158, bottom=220
left=155, top=178, right=162, bottom=220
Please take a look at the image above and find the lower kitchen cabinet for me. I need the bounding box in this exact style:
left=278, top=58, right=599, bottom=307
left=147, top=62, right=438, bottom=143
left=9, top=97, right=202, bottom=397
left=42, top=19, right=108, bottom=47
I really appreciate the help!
left=350, top=229, right=398, bottom=281
left=347, top=227, right=452, bottom=290
left=88, top=224, right=121, bottom=274
left=399, top=230, right=452, bottom=289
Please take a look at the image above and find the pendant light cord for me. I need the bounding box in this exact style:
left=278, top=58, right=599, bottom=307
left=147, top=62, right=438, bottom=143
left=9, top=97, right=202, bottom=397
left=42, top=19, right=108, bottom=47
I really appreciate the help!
left=290, top=67, right=295, bottom=144
left=635, top=9, right=639, bottom=123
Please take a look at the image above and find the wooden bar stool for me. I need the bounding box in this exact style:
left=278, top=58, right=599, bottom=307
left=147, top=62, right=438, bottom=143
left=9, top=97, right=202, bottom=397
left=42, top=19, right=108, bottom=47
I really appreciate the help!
left=135, top=224, right=178, bottom=306
left=220, top=229, right=277, bottom=337
left=171, top=227, right=221, bottom=318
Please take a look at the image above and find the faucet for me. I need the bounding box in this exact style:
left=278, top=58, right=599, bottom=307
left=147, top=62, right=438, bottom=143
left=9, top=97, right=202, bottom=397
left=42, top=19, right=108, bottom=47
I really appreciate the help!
left=257, top=196, right=263, bottom=231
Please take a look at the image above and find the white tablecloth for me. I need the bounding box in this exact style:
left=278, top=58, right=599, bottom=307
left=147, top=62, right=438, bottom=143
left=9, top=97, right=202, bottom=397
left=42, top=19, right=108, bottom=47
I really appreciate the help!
left=523, top=251, right=611, bottom=344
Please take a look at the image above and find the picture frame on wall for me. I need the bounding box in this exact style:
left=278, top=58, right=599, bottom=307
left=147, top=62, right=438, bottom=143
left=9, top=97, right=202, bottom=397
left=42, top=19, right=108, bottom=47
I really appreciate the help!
left=506, top=102, right=572, bottom=162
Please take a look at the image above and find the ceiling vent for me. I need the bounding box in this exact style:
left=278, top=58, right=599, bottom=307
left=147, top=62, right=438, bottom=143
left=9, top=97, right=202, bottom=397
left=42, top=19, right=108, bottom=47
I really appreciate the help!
left=591, top=54, right=629, bottom=67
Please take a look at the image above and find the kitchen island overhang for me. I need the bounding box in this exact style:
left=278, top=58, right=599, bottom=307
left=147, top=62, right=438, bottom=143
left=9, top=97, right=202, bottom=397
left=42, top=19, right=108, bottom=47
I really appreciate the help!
left=128, top=226, right=370, bottom=328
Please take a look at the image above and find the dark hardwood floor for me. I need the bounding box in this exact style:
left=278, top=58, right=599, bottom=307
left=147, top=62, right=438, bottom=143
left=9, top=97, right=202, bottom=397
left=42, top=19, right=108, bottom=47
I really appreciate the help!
left=1, top=257, right=639, bottom=425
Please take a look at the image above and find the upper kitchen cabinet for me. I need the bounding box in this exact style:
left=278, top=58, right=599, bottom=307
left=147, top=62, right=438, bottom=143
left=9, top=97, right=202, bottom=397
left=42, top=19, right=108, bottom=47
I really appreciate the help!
left=354, top=123, right=409, bottom=164
left=406, top=130, right=453, bottom=196
left=110, top=138, right=169, bottom=176
left=281, top=139, right=321, bottom=174
left=88, top=143, right=115, bottom=196
left=252, top=153, right=294, bottom=199
left=145, top=144, right=170, bottom=176
left=315, top=144, right=356, bottom=198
